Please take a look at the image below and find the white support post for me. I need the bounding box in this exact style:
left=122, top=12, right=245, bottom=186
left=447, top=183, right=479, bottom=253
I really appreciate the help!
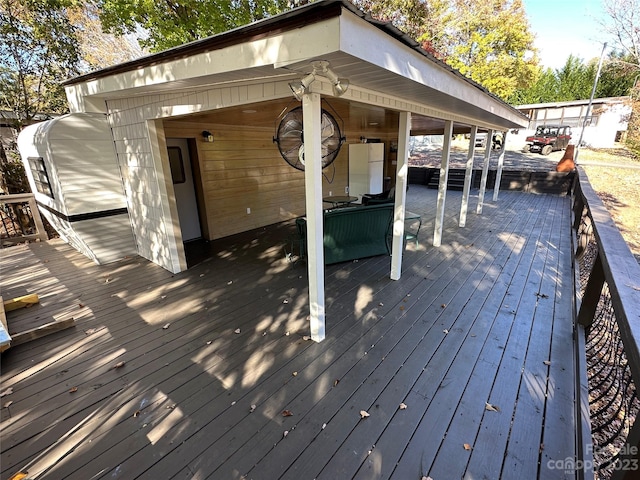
left=302, top=93, right=326, bottom=342
left=391, top=111, right=411, bottom=281
left=493, top=130, right=508, bottom=201
left=433, top=120, right=453, bottom=247
left=459, top=125, right=478, bottom=227
left=476, top=128, right=493, bottom=215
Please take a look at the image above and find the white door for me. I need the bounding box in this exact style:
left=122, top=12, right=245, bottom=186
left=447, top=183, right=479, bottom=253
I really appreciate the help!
left=166, top=138, right=202, bottom=241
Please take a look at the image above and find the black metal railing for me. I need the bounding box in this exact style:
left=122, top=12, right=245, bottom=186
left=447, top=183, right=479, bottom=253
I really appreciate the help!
left=0, top=193, right=48, bottom=246
left=573, top=166, right=640, bottom=480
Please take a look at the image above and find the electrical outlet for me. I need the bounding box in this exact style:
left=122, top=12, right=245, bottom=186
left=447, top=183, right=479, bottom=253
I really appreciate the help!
left=345, top=186, right=349, bottom=194
left=329, top=191, right=332, bottom=196
left=247, top=207, right=251, bottom=214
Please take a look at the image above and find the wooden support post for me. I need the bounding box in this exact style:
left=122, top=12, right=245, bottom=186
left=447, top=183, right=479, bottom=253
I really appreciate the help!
left=391, top=111, right=410, bottom=280
left=27, top=196, right=48, bottom=242
left=476, top=129, right=493, bottom=214
left=433, top=120, right=453, bottom=247
left=577, top=251, right=605, bottom=327
left=459, top=126, right=477, bottom=227
left=302, top=92, right=326, bottom=342
left=493, top=131, right=508, bottom=201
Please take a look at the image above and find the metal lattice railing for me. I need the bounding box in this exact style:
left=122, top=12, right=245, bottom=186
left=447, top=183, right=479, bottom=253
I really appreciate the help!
left=574, top=168, right=640, bottom=480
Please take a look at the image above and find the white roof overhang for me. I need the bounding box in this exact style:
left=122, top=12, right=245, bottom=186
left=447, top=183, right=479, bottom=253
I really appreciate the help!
left=63, top=1, right=528, bottom=133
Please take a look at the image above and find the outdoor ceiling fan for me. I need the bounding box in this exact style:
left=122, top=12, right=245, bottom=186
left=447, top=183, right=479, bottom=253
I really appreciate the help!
left=273, top=106, right=345, bottom=172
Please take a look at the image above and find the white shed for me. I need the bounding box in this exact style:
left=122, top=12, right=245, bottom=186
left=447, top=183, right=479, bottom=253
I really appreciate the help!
left=17, top=112, right=136, bottom=264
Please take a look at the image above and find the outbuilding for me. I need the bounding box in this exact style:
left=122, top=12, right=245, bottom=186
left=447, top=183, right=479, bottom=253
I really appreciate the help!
left=17, top=0, right=528, bottom=340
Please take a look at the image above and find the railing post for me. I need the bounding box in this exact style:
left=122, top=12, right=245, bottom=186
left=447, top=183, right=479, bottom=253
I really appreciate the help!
left=611, top=420, right=640, bottom=480
left=28, top=196, right=48, bottom=242
left=577, top=251, right=604, bottom=327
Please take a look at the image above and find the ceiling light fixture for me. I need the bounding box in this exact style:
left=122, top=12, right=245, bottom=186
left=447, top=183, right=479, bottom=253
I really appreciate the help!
left=289, top=72, right=315, bottom=101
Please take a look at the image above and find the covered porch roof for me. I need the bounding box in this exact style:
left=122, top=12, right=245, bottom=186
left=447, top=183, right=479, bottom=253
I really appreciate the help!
left=62, top=0, right=528, bottom=135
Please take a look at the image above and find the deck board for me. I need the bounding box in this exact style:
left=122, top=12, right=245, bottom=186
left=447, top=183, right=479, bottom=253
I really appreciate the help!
left=0, top=186, right=577, bottom=480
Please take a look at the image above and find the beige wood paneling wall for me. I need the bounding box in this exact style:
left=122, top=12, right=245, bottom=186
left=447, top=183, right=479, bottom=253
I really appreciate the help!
left=164, top=120, right=351, bottom=240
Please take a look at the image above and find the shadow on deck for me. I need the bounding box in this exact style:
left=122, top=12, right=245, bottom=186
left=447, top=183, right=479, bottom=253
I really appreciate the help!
left=0, top=186, right=576, bottom=480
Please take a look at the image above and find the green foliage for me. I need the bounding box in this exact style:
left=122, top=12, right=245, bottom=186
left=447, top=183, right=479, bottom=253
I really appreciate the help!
left=98, top=0, right=294, bottom=52
left=0, top=0, right=82, bottom=128
left=353, top=0, right=538, bottom=100
left=508, top=52, right=638, bottom=105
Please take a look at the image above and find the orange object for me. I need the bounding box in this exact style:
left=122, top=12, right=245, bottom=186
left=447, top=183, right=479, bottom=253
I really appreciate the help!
left=556, top=144, right=576, bottom=172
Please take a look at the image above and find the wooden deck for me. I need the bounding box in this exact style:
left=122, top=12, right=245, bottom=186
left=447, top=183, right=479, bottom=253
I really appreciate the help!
left=0, top=186, right=577, bottom=480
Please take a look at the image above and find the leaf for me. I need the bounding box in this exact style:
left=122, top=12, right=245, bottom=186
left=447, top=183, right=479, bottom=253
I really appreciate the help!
left=250, top=404, right=256, bottom=413
left=399, top=403, right=407, bottom=410
left=322, top=423, right=327, bottom=429
left=112, top=361, right=125, bottom=369
left=334, top=379, right=340, bottom=387
left=162, top=323, right=170, bottom=329
left=283, top=430, right=289, bottom=438
left=485, top=402, right=500, bottom=412
left=166, top=404, right=176, bottom=409
left=4, top=400, right=13, bottom=408
left=234, top=328, right=241, bottom=334
left=443, top=329, right=449, bottom=334
left=1, top=387, right=14, bottom=397
left=303, top=336, right=310, bottom=341
left=133, top=410, right=141, bottom=417
left=399, top=306, right=405, bottom=311
left=360, top=410, right=370, bottom=418
left=441, top=304, right=447, bottom=308
left=292, top=371, right=298, bottom=377
left=282, top=410, right=293, bottom=417
left=78, top=303, right=85, bottom=308
left=69, top=386, right=78, bottom=393
left=463, top=443, right=472, bottom=450
left=543, top=360, right=551, bottom=366
left=8, top=472, right=28, bottom=480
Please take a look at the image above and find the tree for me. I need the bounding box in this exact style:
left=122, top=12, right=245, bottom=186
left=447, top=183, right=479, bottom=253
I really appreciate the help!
left=600, top=0, right=640, bottom=152
left=353, top=0, right=539, bottom=100
left=67, top=2, right=144, bottom=71
left=0, top=0, right=82, bottom=129
left=97, top=0, right=295, bottom=53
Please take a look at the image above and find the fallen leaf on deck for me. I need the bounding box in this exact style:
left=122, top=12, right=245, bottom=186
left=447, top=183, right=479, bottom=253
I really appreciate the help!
left=540, top=443, right=545, bottom=453
left=360, top=410, right=370, bottom=419
left=485, top=402, right=500, bottom=412
left=282, top=410, right=293, bottom=417
left=378, top=302, right=384, bottom=306
left=69, top=387, right=78, bottom=393
left=535, top=292, right=549, bottom=299
left=285, top=331, right=290, bottom=336
left=421, top=477, right=434, bottom=480
left=283, top=299, right=289, bottom=304
left=4, top=401, right=13, bottom=408
left=227, top=280, right=233, bottom=285
left=112, top=361, right=125, bottom=369
left=303, top=336, right=310, bottom=341
left=334, top=379, right=340, bottom=387
left=133, top=410, right=141, bottom=417
left=206, top=340, right=212, bottom=345
left=85, top=328, right=98, bottom=335
left=543, top=360, right=551, bottom=366
left=1, top=387, right=14, bottom=397
left=231, top=401, right=236, bottom=406
left=250, top=404, right=256, bottom=413
left=78, top=303, right=85, bottom=308
left=399, top=306, right=405, bottom=311
left=292, top=371, right=298, bottom=376
left=322, top=423, right=327, bottom=429
left=443, top=329, right=449, bottom=334
left=234, top=328, right=241, bottom=334
left=8, top=472, right=28, bottom=480
left=162, top=323, right=170, bottom=329
left=463, top=443, right=472, bottom=450
left=283, top=430, right=289, bottom=438
left=399, top=403, right=407, bottom=410
left=441, top=304, right=447, bottom=308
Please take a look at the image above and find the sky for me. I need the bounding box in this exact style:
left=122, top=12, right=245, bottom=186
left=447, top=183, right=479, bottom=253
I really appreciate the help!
left=523, top=0, right=609, bottom=70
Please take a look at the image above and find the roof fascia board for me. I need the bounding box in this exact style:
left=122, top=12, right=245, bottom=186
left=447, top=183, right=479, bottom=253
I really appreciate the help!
left=65, top=16, right=343, bottom=112
left=338, top=11, right=528, bottom=128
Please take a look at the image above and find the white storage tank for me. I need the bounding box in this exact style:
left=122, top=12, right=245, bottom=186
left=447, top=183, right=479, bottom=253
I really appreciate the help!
left=17, top=113, right=136, bottom=264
